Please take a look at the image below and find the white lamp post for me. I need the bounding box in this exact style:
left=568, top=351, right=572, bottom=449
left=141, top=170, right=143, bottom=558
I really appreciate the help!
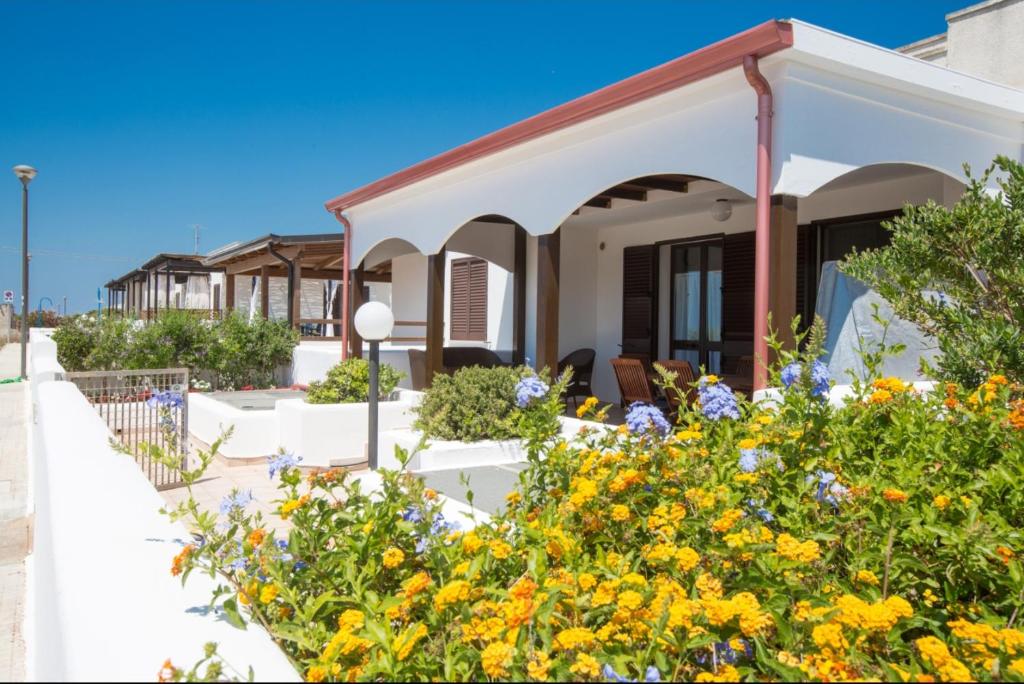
left=13, top=165, right=37, bottom=379
left=353, top=301, right=395, bottom=469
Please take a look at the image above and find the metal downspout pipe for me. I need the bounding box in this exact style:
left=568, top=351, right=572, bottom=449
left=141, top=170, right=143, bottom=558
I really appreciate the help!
left=743, top=54, right=773, bottom=392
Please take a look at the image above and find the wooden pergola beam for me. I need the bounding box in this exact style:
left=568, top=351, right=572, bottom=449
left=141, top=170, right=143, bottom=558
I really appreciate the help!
left=600, top=186, right=647, bottom=201
left=584, top=197, right=612, bottom=209
left=628, top=176, right=690, bottom=193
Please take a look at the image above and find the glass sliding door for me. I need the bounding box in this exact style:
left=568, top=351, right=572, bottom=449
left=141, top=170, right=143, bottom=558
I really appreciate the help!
left=670, top=240, right=723, bottom=373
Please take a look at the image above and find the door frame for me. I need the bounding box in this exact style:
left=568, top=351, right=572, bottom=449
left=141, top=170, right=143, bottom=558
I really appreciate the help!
left=665, top=235, right=725, bottom=372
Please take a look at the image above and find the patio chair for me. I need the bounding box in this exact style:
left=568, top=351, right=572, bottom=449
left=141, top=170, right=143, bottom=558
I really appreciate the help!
left=441, top=346, right=507, bottom=373
left=656, top=359, right=697, bottom=412
left=557, top=348, right=596, bottom=408
left=611, top=356, right=657, bottom=407
left=407, top=349, right=428, bottom=391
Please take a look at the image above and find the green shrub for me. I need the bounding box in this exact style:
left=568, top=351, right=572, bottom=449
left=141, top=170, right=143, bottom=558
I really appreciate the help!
left=413, top=365, right=564, bottom=442
left=128, top=309, right=215, bottom=371
left=211, top=312, right=298, bottom=390
left=842, top=155, right=1024, bottom=386
left=306, top=357, right=404, bottom=404
left=87, top=316, right=136, bottom=370
left=51, top=315, right=98, bottom=371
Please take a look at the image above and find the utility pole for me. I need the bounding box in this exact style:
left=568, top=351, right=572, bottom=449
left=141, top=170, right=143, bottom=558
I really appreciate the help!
left=193, top=224, right=201, bottom=255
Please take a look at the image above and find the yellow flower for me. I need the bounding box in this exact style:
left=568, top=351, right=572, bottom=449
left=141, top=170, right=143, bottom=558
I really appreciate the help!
left=855, top=569, right=880, bottom=586
left=695, top=665, right=739, bottom=682
left=423, top=487, right=438, bottom=500
left=737, top=437, right=759, bottom=450
left=462, top=531, right=484, bottom=554
left=775, top=533, right=821, bottom=563
left=434, top=580, right=472, bottom=610
left=869, top=388, right=893, bottom=404
left=392, top=623, right=428, bottom=661
left=711, top=509, right=744, bottom=533
left=569, top=652, right=600, bottom=679
left=259, top=584, right=279, bottom=604
left=812, top=622, right=849, bottom=655
left=576, top=396, right=599, bottom=418
left=489, top=539, right=513, bottom=560
left=617, top=590, right=644, bottom=612
left=382, top=547, right=405, bottom=569
left=480, top=641, right=514, bottom=678
left=695, top=573, right=722, bottom=600
left=577, top=573, right=597, bottom=591
left=505, top=491, right=522, bottom=506
left=554, top=626, right=596, bottom=651
left=403, top=571, right=432, bottom=596
left=280, top=495, right=310, bottom=519
left=916, top=635, right=973, bottom=681
left=960, top=495, right=973, bottom=507
left=305, top=665, right=327, bottom=682
left=675, top=547, right=701, bottom=572
left=704, top=374, right=720, bottom=385
left=337, top=609, right=365, bottom=632
left=611, top=504, right=631, bottom=522
left=246, top=527, right=266, bottom=547
left=527, top=652, right=552, bottom=681
left=933, top=495, right=951, bottom=510
left=569, top=477, right=599, bottom=508
left=923, top=588, right=939, bottom=607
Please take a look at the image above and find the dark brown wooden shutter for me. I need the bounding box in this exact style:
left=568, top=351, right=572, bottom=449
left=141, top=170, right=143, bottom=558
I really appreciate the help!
left=722, top=232, right=755, bottom=341
left=621, top=245, right=657, bottom=359
left=450, top=257, right=488, bottom=341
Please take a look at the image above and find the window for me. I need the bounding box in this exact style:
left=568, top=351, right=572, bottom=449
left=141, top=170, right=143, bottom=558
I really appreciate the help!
left=450, top=257, right=488, bottom=341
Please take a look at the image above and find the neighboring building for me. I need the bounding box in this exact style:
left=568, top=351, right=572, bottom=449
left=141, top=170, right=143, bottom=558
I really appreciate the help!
left=899, top=0, right=1024, bottom=89
left=105, top=254, right=224, bottom=319
left=323, top=12, right=1024, bottom=402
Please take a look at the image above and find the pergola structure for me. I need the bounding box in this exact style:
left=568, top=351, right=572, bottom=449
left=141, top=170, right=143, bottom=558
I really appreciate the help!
left=203, top=233, right=350, bottom=339
left=137, top=253, right=224, bottom=319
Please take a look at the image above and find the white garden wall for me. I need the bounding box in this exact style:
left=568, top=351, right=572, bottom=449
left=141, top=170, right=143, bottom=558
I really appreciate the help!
left=28, top=381, right=296, bottom=681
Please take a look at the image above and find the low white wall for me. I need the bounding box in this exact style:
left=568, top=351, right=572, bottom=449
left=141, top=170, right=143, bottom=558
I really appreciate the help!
left=188, top=392, right=280, bottom=459
left=28, top=381, right=297, bottom=681
left=290, top=342, right=416, bottom=388
left=752, top=381, right=938, bottom=408
left=378, top=415, right=608, bottom=472
left=277, top=390, right=420, bottom=468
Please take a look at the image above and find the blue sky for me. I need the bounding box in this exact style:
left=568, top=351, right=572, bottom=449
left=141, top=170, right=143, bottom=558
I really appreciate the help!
left=1, top=0, right=966, bottom=313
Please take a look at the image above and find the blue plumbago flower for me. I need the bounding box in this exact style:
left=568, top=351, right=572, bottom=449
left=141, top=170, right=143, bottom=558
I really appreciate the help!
left=402, top=506, right=423, bottom=523
left=515, top=375, right=550, bottom=408
left=807, top=470, right=848, bottom=508
left=781, top=360, right=831, bottom=399
left=698, top=377, right=740, bottom=421
left=738, top=449, right=760, bottom=473
left=147, top=390, right=183, bottom=409
left=601, top=664, right=633, bottom=683
left=625, top=402, right=671, bottom=436
left=267, top=452, right=301, bottom=479
left=219, top=489, right=253, bottom=515
left=293, top=560, right=308, bottom=571
left=229, top=557, right=249, bottom=571
left=746, top=498, right=774, bottom=523
left=644, top=666, right=661, bottom=682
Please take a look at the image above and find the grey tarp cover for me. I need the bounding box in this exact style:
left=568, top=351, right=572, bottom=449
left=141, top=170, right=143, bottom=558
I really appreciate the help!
left=815, top=261, right=939, bottom=383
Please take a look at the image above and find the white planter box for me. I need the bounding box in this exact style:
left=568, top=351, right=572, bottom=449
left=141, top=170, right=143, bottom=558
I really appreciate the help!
left=378, top=415, right=608, bottom=472
left=277, top=390, right=421, bottom=468
left=187, top=392, right=280, bottom=459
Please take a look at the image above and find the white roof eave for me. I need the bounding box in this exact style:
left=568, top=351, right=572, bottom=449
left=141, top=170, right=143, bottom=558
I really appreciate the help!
left=782, top=20, right=1024, bottom=120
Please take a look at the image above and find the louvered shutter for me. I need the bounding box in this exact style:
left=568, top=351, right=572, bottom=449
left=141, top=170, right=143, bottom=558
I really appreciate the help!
left=722, top=232, right=755, bottom=341
left=621, top=245, right=657, bottom=359
left=450, top=257, right=488, bottom=341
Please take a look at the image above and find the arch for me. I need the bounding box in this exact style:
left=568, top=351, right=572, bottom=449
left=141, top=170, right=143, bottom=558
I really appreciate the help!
left=361, top=237, right=422, bottom=271
left=434, top=214, right=522, bottom=272
left=536, top=171, right=752, bottom=236
left=786, top=160, right=971, bottom=199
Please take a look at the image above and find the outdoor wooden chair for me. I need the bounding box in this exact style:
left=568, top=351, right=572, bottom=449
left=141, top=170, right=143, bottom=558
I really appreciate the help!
left=558, top=347, right=595, bottom=408
left=611, top=356, right=657, bottom=407
left=407, top=349, right=428, bottom=391
left=656, top=359, right=698, bottom=412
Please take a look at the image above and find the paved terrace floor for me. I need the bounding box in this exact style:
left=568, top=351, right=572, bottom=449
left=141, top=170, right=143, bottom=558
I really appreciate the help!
left=0, top=343, right=28, bottom=682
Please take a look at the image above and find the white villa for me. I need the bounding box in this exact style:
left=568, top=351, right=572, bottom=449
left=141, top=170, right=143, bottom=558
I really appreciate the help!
left=316, top=1, right=1024, bottom=402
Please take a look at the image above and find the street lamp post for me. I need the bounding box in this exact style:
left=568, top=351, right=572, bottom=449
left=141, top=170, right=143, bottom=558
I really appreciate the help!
left=353, top=301, right=395, bottom=470
left=13, top=165, right=37, bottom=379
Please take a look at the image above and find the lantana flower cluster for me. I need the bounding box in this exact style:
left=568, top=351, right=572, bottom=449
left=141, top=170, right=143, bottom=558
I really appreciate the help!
left=162, top=360, right=1024, bottom=683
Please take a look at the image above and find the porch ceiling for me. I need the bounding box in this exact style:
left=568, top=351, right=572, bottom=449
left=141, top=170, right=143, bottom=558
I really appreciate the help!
left=204, top=234, right=345, bottom=276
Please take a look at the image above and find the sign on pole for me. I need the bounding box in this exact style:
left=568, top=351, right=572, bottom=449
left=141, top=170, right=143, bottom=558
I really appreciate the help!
left=2, top=290, right=13, bottom=304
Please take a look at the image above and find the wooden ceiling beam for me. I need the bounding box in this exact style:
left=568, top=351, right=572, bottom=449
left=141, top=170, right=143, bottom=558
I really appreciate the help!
left=601, top=186, right=647, bottom=201
left=584, top=197, right=612, bottom=209
left=223, top=245, right=302, bottom=274
left=628, top=176, right=690, bottom=193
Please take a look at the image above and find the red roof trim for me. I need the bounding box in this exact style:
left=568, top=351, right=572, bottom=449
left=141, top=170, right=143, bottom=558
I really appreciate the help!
left=325, top=20, right=793, bottom=214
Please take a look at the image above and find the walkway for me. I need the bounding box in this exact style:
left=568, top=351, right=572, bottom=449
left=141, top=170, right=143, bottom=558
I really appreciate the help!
left=0, top=343, right=29, bottom=682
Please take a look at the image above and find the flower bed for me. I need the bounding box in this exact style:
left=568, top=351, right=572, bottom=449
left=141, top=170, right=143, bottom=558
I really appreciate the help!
left=159, top=339, right=1024, bottom=682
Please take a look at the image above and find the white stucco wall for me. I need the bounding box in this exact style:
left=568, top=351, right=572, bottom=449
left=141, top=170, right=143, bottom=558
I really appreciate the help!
left=28, top=381, right=297, bottom=681
left=946, top=0, right=1024, bottom=89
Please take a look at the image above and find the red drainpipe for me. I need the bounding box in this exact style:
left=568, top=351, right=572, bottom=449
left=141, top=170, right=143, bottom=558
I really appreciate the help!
left=743, top=54, right=773, bottom=391
left=333, top=211, right=352, bottom=361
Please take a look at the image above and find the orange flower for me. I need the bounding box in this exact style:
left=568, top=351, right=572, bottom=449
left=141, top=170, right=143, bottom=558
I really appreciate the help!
left=883, top=488, right=909, bottom=504
left=247, top=527, right=266, bottom=548
left=158, top=659, right=177, bottom=682
left=170, top=544, right=194, bottom=577
left=997, top=546, right=1015, bottom=565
